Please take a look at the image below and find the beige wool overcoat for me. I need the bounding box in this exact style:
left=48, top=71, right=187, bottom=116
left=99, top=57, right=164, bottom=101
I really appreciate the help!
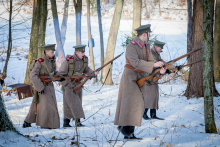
left=58, top=54, right=93, bottom=120
left=25, top=53, right=60, bottom=129
left=144, top=46, right=175, bottom=110
left=114, top=36, right=157, bottom=127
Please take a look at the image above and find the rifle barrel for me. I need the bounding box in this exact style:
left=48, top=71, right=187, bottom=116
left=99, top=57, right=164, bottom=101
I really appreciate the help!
left=173, top=47, right=202, bottom=62
left=96, top=52, right=124, bottom=72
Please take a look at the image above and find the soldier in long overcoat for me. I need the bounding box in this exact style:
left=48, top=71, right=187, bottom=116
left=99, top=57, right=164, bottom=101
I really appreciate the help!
left=59, top=45, right=98, bottom=127
left=114, top=25, right=167, bottom=139
left=23, top=44, right=60, bottom=129
left=143, top=40, right=178, bottom=120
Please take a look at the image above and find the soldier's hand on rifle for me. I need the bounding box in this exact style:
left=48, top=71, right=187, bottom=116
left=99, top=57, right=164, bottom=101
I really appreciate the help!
left=154, top=61, right=164, bottom=67
left=38, top=89, right=44, bottom=94
left=94, top=71, right=99, bottom=75
left=160, top=67, right=166, bottom=74
left=176, top=65, right=182, bottom=71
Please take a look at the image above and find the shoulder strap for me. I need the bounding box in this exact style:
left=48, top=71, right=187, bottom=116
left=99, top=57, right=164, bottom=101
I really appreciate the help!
left=79, top=56, right=88, bottom=73
left=66, top=55, right=74, bottom=76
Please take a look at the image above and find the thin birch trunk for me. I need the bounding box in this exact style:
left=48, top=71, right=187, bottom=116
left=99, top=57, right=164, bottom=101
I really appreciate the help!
left=50, top=0, right=65, bottom=71
left=73, top=0, right=82, bottom=45
left=101, top=0, right=124, bottom=85
left=87, top=0, right=96, bottom=83
left=97, top=0, right=104, bottom=80
left=3, top=0, right=13, bottom=79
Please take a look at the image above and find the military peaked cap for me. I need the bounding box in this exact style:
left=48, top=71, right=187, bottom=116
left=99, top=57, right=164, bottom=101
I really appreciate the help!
left=154, top=40, right=165, bottom=49
left=42, top=44, right=56, bottom=51
left=135, top=24, right=152, bottom=34
left=73, top=45, right=86, bottom=53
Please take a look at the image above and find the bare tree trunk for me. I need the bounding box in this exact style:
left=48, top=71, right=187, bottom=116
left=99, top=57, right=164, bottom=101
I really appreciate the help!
left=50, top=0, right=65, bottom=71
left=73, top=0, right=82, bottom=45
left=37, top=0, right=47, bottom=58
left=60, top=0, right=69, bottom=48
left=87, top=0, right=96, bottom=83
left=184, top=0, right=219, bottom=98
left=24, top=0, right=41, bottom=85
left=132, top=0, right=141, bottom=37
left=101, top=0, right=124, bottom=85
left=97, top=0, right=104, bottom=80
left=203, top=0, right=217, bottom=134
left=158, top=0, right=161, bottom=16
left=213, top=0, right=220, bottom=82
left=2, top=0, right=13, bottom=79
left=187, top=0, right=192, bottom=63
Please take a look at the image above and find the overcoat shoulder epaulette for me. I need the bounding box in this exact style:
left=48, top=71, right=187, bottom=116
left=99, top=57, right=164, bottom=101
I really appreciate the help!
left=66, top=56, right=74, bottom=61
left=38, top=58, right=44, bottom=62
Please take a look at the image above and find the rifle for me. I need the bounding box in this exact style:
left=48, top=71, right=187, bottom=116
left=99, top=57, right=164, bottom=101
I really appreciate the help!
left=73, top=52, right=124, bottom=93
left=149, top=60, right=202, bottom=84
left=136, top=47, right=203, bottom=88
left=40, top=74, right=96, bottom=83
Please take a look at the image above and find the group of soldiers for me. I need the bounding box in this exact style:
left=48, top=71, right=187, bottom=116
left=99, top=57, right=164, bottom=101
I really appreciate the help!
left=23, top=44, right=98, bottom=129
left=20, top=24, right=181, bottom=139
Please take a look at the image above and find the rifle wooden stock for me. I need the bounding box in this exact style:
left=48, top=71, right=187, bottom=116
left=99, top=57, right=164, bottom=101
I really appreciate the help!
left=136, top=48, right=202, bottom=88
left=40, top=74, right=94, bottom=83
left=73, top=52, right=124, bottom=93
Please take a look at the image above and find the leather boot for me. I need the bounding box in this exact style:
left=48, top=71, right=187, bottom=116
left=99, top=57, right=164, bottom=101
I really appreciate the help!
left=143, top=108, right=151, bottom=120
left=124, top=126, right=142, bottom=140
left=63, top=118, right=72, bottom=127
left=22, top=121, right=31, bottom=128
left=75, top=119, right=85, bottom=127
left=150, top=109, right=164, bottom=120
left=117, top=126, right=130, bottom=136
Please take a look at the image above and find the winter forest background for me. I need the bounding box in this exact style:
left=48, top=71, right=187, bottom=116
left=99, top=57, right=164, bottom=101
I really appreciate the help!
left=0, top=0, right=220, bottom=147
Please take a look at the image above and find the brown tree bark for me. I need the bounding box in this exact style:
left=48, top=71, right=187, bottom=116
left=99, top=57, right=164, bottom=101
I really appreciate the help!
left=132, top=0, right=142, bottom=37
left=24, top=0, right=41, bottom=85
left=37, top=0, right=47, bottom=58
left=184, top=0, right=219, bottom=98
left=213, top=0, right=220, bottom=82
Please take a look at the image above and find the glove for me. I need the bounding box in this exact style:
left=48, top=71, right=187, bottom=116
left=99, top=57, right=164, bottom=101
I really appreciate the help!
left=60, top=78, right=66, bottom=82
left=38, top=89, right=44, bottom=94
left=176, top=65, right=182, bottom=71
left=165, top=69, right=171, bottom=74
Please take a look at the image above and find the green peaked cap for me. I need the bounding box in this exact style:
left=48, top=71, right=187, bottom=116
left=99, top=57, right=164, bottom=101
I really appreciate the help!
left=42, top=44, right=56, bottom=51
left=135, top=24, right=152, bottom=35
left=73, top=45, right=86, bottom=53
left=154, top=40, right=165, bottom=49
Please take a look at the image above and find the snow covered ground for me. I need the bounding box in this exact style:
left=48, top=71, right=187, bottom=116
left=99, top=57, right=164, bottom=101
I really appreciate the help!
left=1, top=1, right=220, bottom=147
left=1, top=83, right=220, bottom=147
